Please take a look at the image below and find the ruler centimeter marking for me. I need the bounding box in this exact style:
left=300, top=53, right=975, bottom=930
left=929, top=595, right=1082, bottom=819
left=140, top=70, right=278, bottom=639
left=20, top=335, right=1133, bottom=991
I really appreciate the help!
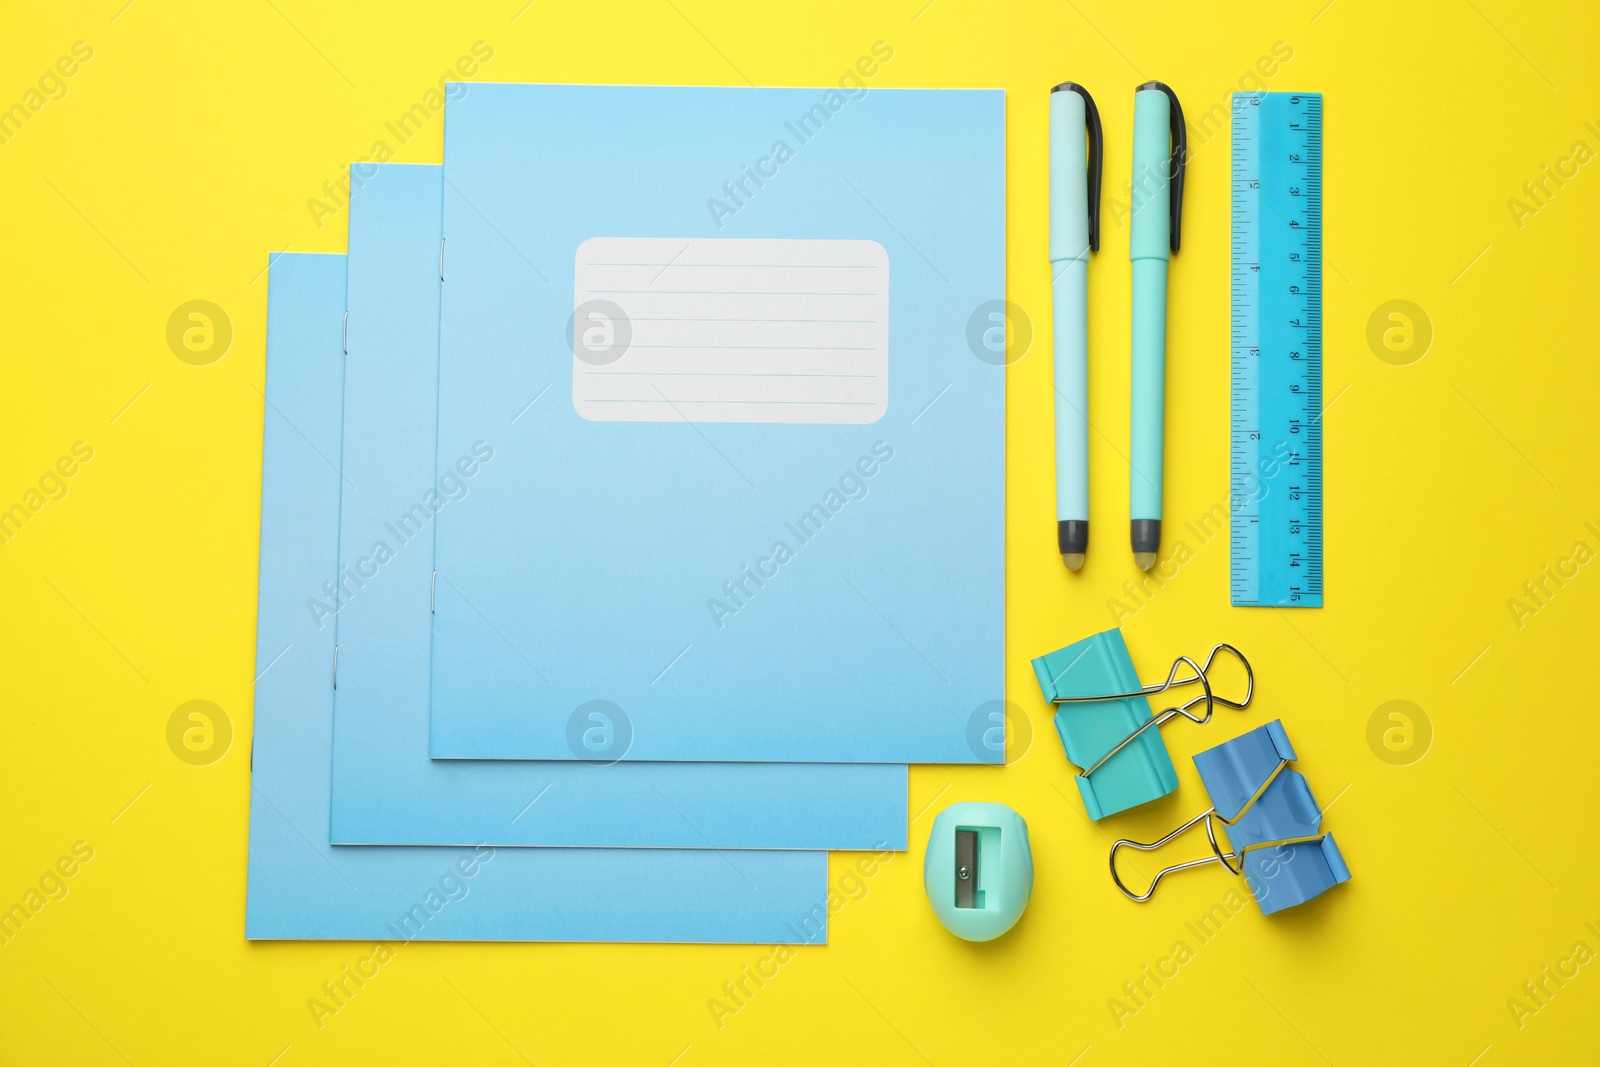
left=1230, top=92, right=1323, bottom=607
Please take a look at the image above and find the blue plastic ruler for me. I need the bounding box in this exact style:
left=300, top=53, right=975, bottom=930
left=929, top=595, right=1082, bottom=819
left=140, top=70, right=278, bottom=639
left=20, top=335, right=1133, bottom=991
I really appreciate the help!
left=1230, top=91, right=1323, bottom=607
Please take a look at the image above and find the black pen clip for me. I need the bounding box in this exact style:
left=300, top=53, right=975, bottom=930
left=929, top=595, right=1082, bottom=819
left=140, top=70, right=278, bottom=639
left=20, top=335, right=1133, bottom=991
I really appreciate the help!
left=1052, top=82, right=1103, bottom=252
left=1138, top=80, right=1187, bottom=252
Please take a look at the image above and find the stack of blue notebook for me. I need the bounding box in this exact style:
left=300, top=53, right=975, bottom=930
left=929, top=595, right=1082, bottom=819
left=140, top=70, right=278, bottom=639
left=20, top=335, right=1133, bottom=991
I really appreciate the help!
left=246, top=83, right=1005, bottom=943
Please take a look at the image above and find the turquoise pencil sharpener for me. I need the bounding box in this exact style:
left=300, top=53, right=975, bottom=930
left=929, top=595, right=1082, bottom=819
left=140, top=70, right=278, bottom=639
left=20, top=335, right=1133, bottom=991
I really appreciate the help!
left=923, top=802, right=1033, bottom=941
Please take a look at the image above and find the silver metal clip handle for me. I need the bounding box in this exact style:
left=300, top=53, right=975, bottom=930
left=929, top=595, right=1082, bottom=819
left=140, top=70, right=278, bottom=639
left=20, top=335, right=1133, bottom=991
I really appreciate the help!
left=1056, top=644, right=1254, bottom=781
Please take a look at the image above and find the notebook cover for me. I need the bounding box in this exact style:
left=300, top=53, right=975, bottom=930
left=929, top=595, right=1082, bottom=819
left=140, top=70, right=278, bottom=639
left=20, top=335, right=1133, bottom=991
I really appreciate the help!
left=329, top=163, right=907, bottom=848
left=246, top=250, right=836, bottom=942
left=430, top=84, right=1005, bottom=762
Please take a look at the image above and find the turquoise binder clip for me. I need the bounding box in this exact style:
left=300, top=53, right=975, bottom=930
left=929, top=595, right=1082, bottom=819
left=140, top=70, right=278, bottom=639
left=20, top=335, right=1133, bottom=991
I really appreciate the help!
left=1031, top=629, right=1252, bottom=820
left=1109, top=719, right=1351, bottom=915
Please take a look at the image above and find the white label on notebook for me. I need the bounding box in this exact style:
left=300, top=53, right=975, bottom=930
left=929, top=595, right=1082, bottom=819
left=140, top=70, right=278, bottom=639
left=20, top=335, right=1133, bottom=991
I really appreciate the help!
left=571, top=237, right=889, bottom=424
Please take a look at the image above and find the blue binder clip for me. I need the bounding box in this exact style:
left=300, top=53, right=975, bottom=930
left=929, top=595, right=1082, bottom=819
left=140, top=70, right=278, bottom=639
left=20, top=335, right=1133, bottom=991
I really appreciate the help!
left=1109, top=720, right=1352, bottom=915
left=1030, top=629, right=1252, bottom=820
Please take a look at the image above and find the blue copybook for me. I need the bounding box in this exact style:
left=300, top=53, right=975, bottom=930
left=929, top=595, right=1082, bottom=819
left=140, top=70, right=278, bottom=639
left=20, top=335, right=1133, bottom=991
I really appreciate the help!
left=329, top=163, right=906, bottom=848
left=431, top=84, right=1006, bottom=763
left=246, top=251, right=838, bottom=942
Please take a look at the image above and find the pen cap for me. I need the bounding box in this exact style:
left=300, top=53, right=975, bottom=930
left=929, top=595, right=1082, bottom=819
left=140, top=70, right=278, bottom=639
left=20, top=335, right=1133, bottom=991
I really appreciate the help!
left=1130, top=86, right=1174, bottom=261
left=1049, top=84, right=1099, bottom=263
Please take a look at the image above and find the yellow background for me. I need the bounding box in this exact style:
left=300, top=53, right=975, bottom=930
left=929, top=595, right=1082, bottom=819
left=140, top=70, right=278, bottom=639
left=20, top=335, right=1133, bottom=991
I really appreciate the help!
left=2, top=0, right=1597, bottom=1062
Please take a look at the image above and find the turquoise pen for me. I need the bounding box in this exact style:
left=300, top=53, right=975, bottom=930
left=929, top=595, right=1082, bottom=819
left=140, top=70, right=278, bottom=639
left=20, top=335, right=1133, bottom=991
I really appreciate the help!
left=1048, top=83, right=1102, bottom=571
left=1129, top=82, right=1186, bottom=570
